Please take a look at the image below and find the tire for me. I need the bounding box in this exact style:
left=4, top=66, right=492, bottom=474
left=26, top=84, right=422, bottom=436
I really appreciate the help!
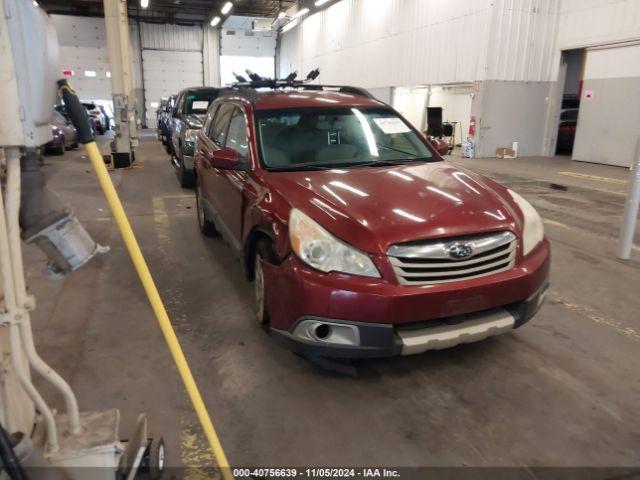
left=195, top=181, right=217, bottom=237
left=146, top=437, right=165, bottom=480
left=71, top=138, right=79, bottom=149
left=253, top=240, right=278, bottom=325
left=54, top=139, right=65, bottom=156
left=178, top=153, right=195, bottom=188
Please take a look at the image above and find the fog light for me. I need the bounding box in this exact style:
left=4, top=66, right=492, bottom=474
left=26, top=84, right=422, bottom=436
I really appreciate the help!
left=293, top=319, right=360, bottom=346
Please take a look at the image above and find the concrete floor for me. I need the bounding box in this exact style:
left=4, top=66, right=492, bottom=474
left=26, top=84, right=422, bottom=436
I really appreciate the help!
left=25, top=132, right=640, bottom=472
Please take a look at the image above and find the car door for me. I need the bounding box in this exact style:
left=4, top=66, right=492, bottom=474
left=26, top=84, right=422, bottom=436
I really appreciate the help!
left=171, top=92, right=184, bottom=154
left=199, top=102, right=236, bottom=244
left=210, top=105, right=250, bottom=248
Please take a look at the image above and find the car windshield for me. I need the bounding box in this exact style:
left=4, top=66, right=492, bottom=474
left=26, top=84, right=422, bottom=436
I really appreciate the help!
left=256, top=107, right=435, bottom=171
left=185, top=90, right=218, bottom=114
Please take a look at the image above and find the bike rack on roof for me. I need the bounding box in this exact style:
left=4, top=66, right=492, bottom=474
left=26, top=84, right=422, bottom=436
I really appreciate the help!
left=218, top=68, right=376, bottom=103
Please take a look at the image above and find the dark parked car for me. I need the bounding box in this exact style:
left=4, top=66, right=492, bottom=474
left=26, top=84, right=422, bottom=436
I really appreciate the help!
left=171, top=87, right=220, bottom=187
left=193, top=85, right=550, bottom=359
left=82, top=102, right=106, bottom=135
left=45, top=109, right=78, bottom=155
left=158, top=95, right=176, bottom=154
left=157, top=97, right=168, bottom=129
left=556, top=108, right=578, bottom=153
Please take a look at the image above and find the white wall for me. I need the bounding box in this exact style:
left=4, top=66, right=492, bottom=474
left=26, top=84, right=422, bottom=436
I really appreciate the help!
left=51, top=15, right=221, bottom=124
left=279, top=0, right=494, bottom=88
left=557, top=0, right=640, bottom=50
left=52, top=15, right=115, bottom=101
left=392, top=87, right=428, bottom=130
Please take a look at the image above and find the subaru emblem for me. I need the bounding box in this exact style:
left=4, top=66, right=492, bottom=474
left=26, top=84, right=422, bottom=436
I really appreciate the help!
left=447, top=243, right=473, bottom=260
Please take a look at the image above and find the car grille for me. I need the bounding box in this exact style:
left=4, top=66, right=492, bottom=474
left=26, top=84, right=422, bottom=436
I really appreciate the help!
left=387, top=231, right=517, bottom=286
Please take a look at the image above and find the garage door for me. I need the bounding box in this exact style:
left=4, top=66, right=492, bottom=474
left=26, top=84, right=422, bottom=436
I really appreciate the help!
left=573, top=43, right=640, bottom=167
left=142, top=49, right=204, bottom=125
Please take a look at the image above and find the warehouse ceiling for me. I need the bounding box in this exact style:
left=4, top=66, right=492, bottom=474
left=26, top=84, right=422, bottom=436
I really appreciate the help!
left=38, top=0, right=297, bottom=25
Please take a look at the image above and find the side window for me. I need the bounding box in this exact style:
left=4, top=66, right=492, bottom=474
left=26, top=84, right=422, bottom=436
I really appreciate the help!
left=225, top=108, right=248, bottom=156
left=208, top=104, right=234, bottom=147
left=174, top=93, right=184, bottom=115
left=203, top=104, right=220, bottom=137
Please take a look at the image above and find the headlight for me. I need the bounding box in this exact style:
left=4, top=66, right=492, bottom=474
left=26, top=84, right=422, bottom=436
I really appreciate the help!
left=289, top=209, right=380, bottom=278
left=508, top=189, right=544, bottom=256
left=185, top=128, right=198, bottom=145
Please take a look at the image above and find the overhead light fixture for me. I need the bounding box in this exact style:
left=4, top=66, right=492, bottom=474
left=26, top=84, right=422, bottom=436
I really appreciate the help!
left=210, top=16, right=221, bottom=26
left=292, top=7, right=309, bottom=18
left=221, top=1, right=233, bottom=14
left=140, top=0, right=149, bottom=8
left=315, top=0, right=330, bottom=6
left=278, top=11, right=286, bottom=19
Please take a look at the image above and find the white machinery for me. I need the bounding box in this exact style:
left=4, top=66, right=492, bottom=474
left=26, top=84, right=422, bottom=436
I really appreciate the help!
left=0, top=0, right=163, bottom=477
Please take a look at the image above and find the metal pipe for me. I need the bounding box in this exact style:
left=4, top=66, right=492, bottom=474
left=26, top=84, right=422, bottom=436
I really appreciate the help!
left=4, top=150, right=82, bottom=435
left=618, top=138, right=640, bottom=260
left=0, top=153, right=58, bottom=451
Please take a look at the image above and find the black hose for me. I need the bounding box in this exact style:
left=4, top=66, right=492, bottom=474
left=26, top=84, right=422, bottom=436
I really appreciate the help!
left=57, top=79, right=94, bottom=144
left=0, top=422, right=26, bottom=480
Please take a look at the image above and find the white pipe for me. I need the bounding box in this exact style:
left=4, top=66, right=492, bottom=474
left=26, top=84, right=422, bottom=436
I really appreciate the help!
left=618, top=138, right=640, bottom=260
left=4, top=150, right=82, bottom=435
left=0, top=150, right=58, bottom=451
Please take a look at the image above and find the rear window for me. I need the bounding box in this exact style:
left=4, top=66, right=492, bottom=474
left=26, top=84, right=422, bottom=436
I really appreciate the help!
left=185, top=90, right=219, bottom=114
left=256, top=107, right=434, bottom=170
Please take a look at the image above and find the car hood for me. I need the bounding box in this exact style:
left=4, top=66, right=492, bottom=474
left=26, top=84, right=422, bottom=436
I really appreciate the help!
left=185, top=114, right=205, bottom=128
left=265, top=162, right=522, bottom=253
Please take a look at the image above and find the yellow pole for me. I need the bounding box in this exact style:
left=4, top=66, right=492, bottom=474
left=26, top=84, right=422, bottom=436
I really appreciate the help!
left=83, top=141, right=233, bottom=480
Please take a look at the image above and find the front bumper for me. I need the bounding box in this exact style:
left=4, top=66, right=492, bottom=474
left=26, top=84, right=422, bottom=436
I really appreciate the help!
left=271, top=281, right=548, bottom=358
left=182, top=154, right=195, bottom=170
left=265, top=239, right=550, bottom=358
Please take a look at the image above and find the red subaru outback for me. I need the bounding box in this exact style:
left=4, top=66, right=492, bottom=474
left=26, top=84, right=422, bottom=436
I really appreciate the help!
left=194, top=85, right=549, bottom=358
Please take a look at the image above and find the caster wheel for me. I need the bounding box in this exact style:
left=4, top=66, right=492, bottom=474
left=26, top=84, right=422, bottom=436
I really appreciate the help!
left=143, top=437, right=165, bottom=480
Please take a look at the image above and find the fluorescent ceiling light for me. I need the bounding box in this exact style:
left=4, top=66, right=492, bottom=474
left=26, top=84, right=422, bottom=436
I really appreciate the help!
left=140, top=0, right=149, bottom=8
left=221, top=1, right=233, bottom=14
left=210, top=16, right=221, bottom=26
left=293, top=7, right=309, bottom=19
left=106, top=71, right=111, bottom=78
left=84, top=70, right=96, bottom=77
left=315, top=0, right=330, bottom=6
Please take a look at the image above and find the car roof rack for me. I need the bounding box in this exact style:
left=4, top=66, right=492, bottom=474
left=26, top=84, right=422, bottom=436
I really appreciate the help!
left=218, top=68, right=376, bottom=103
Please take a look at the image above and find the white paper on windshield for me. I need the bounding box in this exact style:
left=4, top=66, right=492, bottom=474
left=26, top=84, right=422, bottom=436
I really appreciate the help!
left=373, top=117, right=411, bottom=134
left=192, top=101, right=209, bottom=110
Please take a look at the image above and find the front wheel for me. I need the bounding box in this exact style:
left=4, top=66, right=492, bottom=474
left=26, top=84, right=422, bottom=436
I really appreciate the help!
left=178, top=153, right=195, bottom=188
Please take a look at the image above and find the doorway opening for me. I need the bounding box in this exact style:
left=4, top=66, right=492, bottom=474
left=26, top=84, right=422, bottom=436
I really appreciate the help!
left=557, top=49, right=585, bottom=155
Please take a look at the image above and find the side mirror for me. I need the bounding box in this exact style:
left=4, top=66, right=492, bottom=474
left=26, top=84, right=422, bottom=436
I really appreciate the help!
left=210, top=148, right=243, bottom=170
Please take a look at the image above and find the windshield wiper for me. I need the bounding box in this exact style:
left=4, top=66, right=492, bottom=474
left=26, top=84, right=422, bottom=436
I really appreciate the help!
left=268, top=163, right=336, bottom=172
left=376, top=143, right=418, bottom=157
left=343, top=158, right=427, bottom=168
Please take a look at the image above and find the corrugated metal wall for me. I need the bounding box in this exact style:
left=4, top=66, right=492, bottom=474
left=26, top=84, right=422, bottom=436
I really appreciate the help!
left=484, top=0, right=560, bottom=82
left=139, top=23, right=204, bottom=51
left=557, top=0, right=640, bottom=50
left=279, top=0, right=495, bottom=88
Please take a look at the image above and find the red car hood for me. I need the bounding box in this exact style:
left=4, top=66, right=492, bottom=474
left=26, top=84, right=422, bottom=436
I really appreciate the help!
left=265, top=161, right=521, bottom=253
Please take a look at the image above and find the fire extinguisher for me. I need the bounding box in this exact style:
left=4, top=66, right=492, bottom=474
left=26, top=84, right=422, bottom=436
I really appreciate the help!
left=469, top=116, right=476, bottom=137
